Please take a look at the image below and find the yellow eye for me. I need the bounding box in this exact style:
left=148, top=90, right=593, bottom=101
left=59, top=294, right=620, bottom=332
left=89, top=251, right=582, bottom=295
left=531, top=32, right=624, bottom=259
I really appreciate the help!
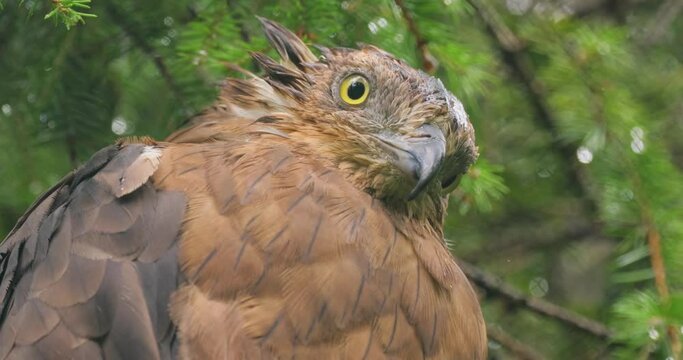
left=339, top=75, right=370, bottom=105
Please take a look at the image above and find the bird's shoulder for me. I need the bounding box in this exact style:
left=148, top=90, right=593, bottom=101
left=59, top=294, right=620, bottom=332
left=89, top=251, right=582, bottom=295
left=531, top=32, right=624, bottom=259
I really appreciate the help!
left=0, top=139, right=186, bottom=359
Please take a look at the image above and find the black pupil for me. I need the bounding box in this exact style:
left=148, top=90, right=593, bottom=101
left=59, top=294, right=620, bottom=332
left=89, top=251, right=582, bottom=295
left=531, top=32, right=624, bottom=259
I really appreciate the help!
left=347, top=80, right=365, bottom=100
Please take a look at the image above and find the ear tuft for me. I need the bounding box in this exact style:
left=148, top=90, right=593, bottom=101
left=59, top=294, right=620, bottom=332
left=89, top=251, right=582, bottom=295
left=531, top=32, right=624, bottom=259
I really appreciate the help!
left=250, top=51, right=310, bottom=92
left=256, top=16, right=317, bottom=69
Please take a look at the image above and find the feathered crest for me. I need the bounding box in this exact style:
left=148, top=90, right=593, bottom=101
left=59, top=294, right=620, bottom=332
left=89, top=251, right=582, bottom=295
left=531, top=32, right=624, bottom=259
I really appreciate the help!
left=256, top=17, right=317, bottom=69
left=212, top=18, right=321, bottom=119
left=250, top=17, right=321, bottom=100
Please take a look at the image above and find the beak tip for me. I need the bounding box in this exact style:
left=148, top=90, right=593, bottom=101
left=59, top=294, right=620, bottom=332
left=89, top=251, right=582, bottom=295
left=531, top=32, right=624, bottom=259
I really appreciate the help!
left=406, top=187, right=422, bottom=201
left=375, top=123, right=447, bottom=201
left=406, top=172, right=435, bottom=201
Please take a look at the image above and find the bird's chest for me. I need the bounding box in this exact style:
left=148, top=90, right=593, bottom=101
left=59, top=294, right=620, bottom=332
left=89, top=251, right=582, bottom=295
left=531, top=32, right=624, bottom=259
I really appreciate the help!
left=156, top=144, right=481, bottom=359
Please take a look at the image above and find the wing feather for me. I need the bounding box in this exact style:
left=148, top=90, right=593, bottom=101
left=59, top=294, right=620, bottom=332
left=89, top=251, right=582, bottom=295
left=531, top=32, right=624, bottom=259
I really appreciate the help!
left=0, top=142, right=186, bottom=359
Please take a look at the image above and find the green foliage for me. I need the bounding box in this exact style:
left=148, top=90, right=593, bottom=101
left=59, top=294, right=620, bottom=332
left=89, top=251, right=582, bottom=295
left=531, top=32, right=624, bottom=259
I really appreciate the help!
left=45, top=0, right=97, bottom=29
left=453, top=160, right=509, bottom=215
left=612, top=291, right=683, bottom=358
left=0, top=0, right=682, bottom=358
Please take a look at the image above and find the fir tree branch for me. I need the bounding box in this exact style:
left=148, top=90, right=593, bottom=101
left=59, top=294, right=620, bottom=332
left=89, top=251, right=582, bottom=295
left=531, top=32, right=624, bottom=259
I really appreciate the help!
left=45, top=0, right=97, bottom=29
left=457, top=259, right=614, bottom=340
left=226, top=0, right=251, bottom=43
left=644, top=209, right=681, bottom=357
left=465, top=0, right=594, bottom=208
left=225, top=0, right=258, bottom=71
left=413, top=0, right=612, bottom=344
left=468, top=2, right=680, bottom=356
left=487, top=324, right=545, bottom=360
left=393, top=0, right=438, bottom=73
left=102, top=3, right=184, bottom=105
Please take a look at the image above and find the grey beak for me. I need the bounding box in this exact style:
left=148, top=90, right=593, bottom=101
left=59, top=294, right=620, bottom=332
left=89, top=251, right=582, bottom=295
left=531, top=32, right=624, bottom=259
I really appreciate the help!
left=374, top=124, right=446, bottom=200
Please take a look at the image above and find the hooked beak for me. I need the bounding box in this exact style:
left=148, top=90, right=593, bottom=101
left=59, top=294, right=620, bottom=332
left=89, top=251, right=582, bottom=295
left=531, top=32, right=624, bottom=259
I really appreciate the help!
left=374, top=124, right=446, bottom=200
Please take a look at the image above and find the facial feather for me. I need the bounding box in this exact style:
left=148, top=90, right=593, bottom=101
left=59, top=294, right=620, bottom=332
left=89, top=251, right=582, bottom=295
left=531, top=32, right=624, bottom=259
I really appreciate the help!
left=196, top=18, right=477, bottom=218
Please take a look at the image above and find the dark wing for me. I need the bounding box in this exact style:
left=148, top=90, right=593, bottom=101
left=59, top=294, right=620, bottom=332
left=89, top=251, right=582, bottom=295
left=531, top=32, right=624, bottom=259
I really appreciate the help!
left=0, top=143, right=186, bottom=360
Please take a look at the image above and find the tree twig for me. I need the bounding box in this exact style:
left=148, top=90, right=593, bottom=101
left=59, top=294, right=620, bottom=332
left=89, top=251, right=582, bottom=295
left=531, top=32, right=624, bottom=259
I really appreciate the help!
left=641, top=0, right=683, bottom=45
left=393, top=0, right=438, bottom=73
left=457, top=259, right=614, bottom=340
left=644, top=216, right=681, bottom=357
left=487, top=324, right=545, bottom=360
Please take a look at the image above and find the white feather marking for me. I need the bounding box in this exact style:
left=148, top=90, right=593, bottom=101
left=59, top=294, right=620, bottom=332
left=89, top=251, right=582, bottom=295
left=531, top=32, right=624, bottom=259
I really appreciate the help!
left=141, top=146, right=163, bottom=167
left=115, top=146, right=163, bottom=197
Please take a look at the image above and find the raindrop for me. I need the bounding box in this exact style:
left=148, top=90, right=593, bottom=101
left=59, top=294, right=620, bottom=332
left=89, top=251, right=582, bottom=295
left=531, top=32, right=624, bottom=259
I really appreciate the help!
left=443, top=0, right=453, bottom=5
left=648, top=327, right=659, bottom=340
left=620, top=189, right=634, bottom=201
left=198, top=49, right=208, bottom=56
left=606, top=203, right=620, bottom=215
left=630, top=126, right=644, bottom=140
left=537, top=168, right=552, bottom=178
left=1, top=104, right=12, bottom=116
left=377, top=18, right=388, bottom=28
left=160, top=37, right=171, bottom=46
left=598, top=43, right=610, bottom=55
left=631, top=138, right=645, bottom=154
left=163, top=16, right=174, bottom=27
left=39, top=113, right=48, bottom=123
left=341, top=1, right=350, bottom=10
left=368, top=22, right=379, bottom=34
left=111, top=116, right=128, bottom=135
left=576, top=146, right=593, bottom=164
left=27, top=93, right=36, bottom=103
left=529, top=277, right=549, bottom=297
left=394, top=33, right=404, bottom=43
left=630, top=126, right=645, bottom=154
left=488, top=340, right=501, bottom=350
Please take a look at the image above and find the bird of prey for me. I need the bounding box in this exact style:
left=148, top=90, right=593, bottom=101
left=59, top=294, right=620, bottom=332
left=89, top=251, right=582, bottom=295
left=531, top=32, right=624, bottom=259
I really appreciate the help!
left=0, top=18, right=485, bottom=359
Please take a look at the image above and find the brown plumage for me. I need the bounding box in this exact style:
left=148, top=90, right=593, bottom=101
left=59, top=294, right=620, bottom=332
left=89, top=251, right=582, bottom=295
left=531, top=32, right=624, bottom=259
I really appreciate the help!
left=0, top=18, right=485, bottom=359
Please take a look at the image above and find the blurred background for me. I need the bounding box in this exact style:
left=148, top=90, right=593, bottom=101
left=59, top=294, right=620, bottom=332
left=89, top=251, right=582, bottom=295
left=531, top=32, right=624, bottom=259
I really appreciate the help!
left=1, top=0, right=682, bottom=358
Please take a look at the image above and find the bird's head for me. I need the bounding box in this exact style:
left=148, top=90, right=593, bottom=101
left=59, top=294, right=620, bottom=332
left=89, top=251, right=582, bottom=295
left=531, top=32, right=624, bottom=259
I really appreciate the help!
left=218, top=18, right=477, bottom=216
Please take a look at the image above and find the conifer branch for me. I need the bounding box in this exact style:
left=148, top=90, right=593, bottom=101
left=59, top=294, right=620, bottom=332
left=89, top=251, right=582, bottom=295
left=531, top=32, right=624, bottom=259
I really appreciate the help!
left=643, top=210, right=681, bottom=357
left=45, top=0, right=97, bottom=29
left=487, top=324, right=545, bottom=360
left=226, top=0, right=251, bottom=43
left=393, top=0, right=438, bottom=73
left=465, top=0, right=592, bottom=208
left=102, top=3, right=184, bottom=104
left=458, top=259, right=614, bottom=340
left=463, top=2, right=683, bottom=354
left=225, top=0, right=259, bottom=71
